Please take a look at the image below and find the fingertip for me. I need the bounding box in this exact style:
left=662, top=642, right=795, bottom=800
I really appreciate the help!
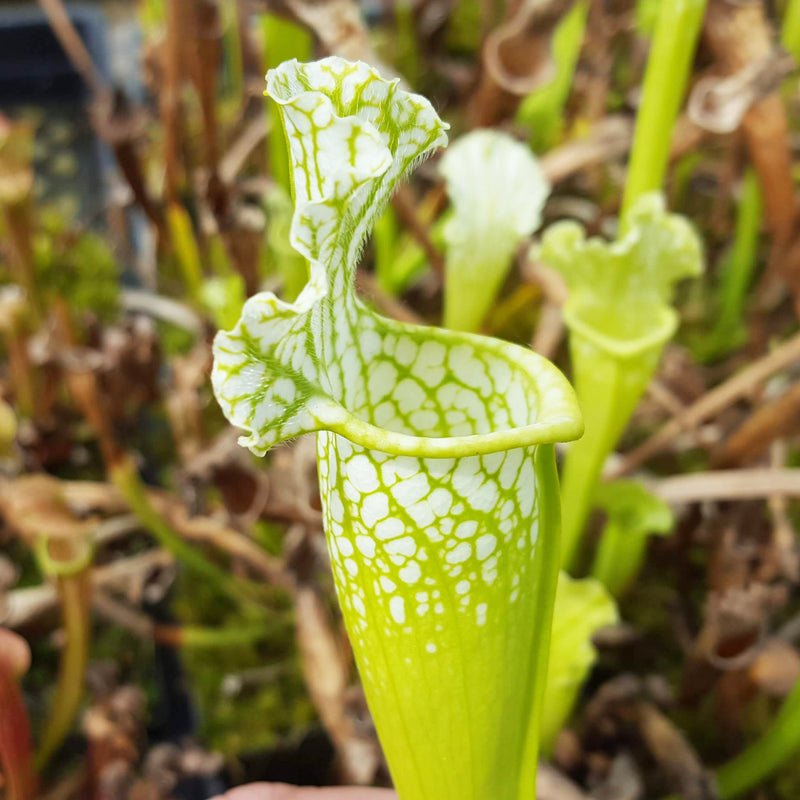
left=210, top=784, right=295, bottom=800
left=0, top=628, right=31, bottom=677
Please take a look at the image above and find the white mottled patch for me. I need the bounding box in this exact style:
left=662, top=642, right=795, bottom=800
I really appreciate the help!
left=329, top=493, right=344, bottom=523
left=395, top=336, right=418, bottom=366
left=386, top=536, right=417, bottom=558
left=356, top=535, right=376, bottom=558
left=469, top=480, right=499, bottom=512
left=399, top=561, right=421, bottom=584
left=338, top=537, right=354, bottom=557
left=518, top=458, right=535, bottom=516
left=367, top=360, right=398, bottom=402
left=476, top=534, right=497, bottom=560
left=390, top=596, right=406, bottom=624
left=410, top=409, right=439, bottom=431
left=361, top=492, right=390, bottom=527
left=391, top=473, right=430, bottom=506
left=348, top=454, right=379, bottom=493
left=407, top=500, right=435, bottom=527
left=428, top=488, right=453, bottom=516
left=395, top=378, right=426, bottom=414
left=375, top=517, right=404, bottom=540
left=446, top=542, right=471, bottom=564
left=455, top=520, right=478, bottom=539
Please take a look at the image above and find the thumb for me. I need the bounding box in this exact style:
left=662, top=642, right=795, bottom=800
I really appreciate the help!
left=214, top=783, right=397, bottom=800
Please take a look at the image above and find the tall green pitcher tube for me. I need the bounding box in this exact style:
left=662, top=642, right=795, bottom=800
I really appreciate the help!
left=537, top=194, right=703, bottom=569
left=213, top=57, right=583, bottom=800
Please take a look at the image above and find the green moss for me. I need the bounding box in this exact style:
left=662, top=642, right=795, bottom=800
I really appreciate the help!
left=156, top=319, right=197, bottom=357
left=173, top=569, right=313, bottom=756
left=33, top=208, right=120, bottom=326
left=252, top=520, right=285, bottom=558
left=445, top=0, right=484, bottom=54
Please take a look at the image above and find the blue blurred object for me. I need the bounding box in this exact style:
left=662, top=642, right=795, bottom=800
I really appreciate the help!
left=0, top=4, right=111, bottom=222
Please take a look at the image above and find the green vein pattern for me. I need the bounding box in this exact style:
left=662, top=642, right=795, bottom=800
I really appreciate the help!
left=212, top=57, right=583, bottom=800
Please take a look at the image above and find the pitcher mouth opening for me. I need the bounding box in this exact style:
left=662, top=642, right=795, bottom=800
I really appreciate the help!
left=563, top=299, right=678, bottom=360
left=315, top=320, right=583, bottom=459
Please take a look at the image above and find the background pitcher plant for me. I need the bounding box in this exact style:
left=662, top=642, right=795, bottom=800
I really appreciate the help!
left=537, top=194, right=703, bottom=570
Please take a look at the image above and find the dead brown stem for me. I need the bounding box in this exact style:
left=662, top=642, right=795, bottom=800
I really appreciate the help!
left=219, top=114, right=269, bottom=185
left=56, top=473, right=289, bottom=587
left=38, top=0, right=165, bottom=239
left=391, top=184, right=446, bottom=279
left=93, top=91, right=165, bottom=237
left=704, top=0, right=798, bottom=303
left=712, top=380, right=800, bottom=467
left=531, top=301, right=565, bottom=360
left=648, top=468, right=800, bottom=504
left=633, top=702, right=715, bottom=800
left=689, top=50, right=796, bottom=135
left=469, top=0, right=576, bottom=127
left=356, top=271, right=425, bottom=325
left=281, top=0, right=393, bottom=75
left=36, top=0, right=108, bottom=99
left=3, top=551, right=173, bottom=630
left=235, top=0, right=263, bottom=82
left=185, top=0, right=223, bottom=178
left=2, top=203, right=38, bottom=319
left=294, top=584, right=380, bottom=785
left=538, top=113, right=702, bottom=187
left=146, top=491, right=291, bottom=589
left=161, top=0, right=187, bottom=203
left=536, top=764, right=591, bottom=800
left=540, top=116, right=633, bottom=184
left=761, top=441, right=799, bottom=582
left=611, top=331, right=800, bottom=476
left=64, top=368, right=124, bottom=468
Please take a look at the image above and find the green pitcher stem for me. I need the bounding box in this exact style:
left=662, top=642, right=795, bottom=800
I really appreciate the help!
left=516, top=0, right=590, bottom=153
left=697, top=168, right=762, bottom=361
left=590, top=480, right=672, bottom=597
left=167, top=203, right=204, bottom=305
left=660, top=675, right=800, bottom=800
left=717, top=169, right=762, bottom=337
left=621, top=0, right=708, bottom=221
left=716, top=676, right=800, bottom=799
left=559, top=332, right=664, bottom=570
left=36, top=567, right=91, bottom=769
left=782, top=0, right=800, bottom=62
left=591, top=520, right=646, bottom=596
left=539, top=573, right=617, bottom=753
left=516, top=445, right=562, bottom=799
left=560, top=440, right=606, bottom=571
left=110, top=457, right=261, bottom=609
left=537, top=195, right=703, bottom=571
